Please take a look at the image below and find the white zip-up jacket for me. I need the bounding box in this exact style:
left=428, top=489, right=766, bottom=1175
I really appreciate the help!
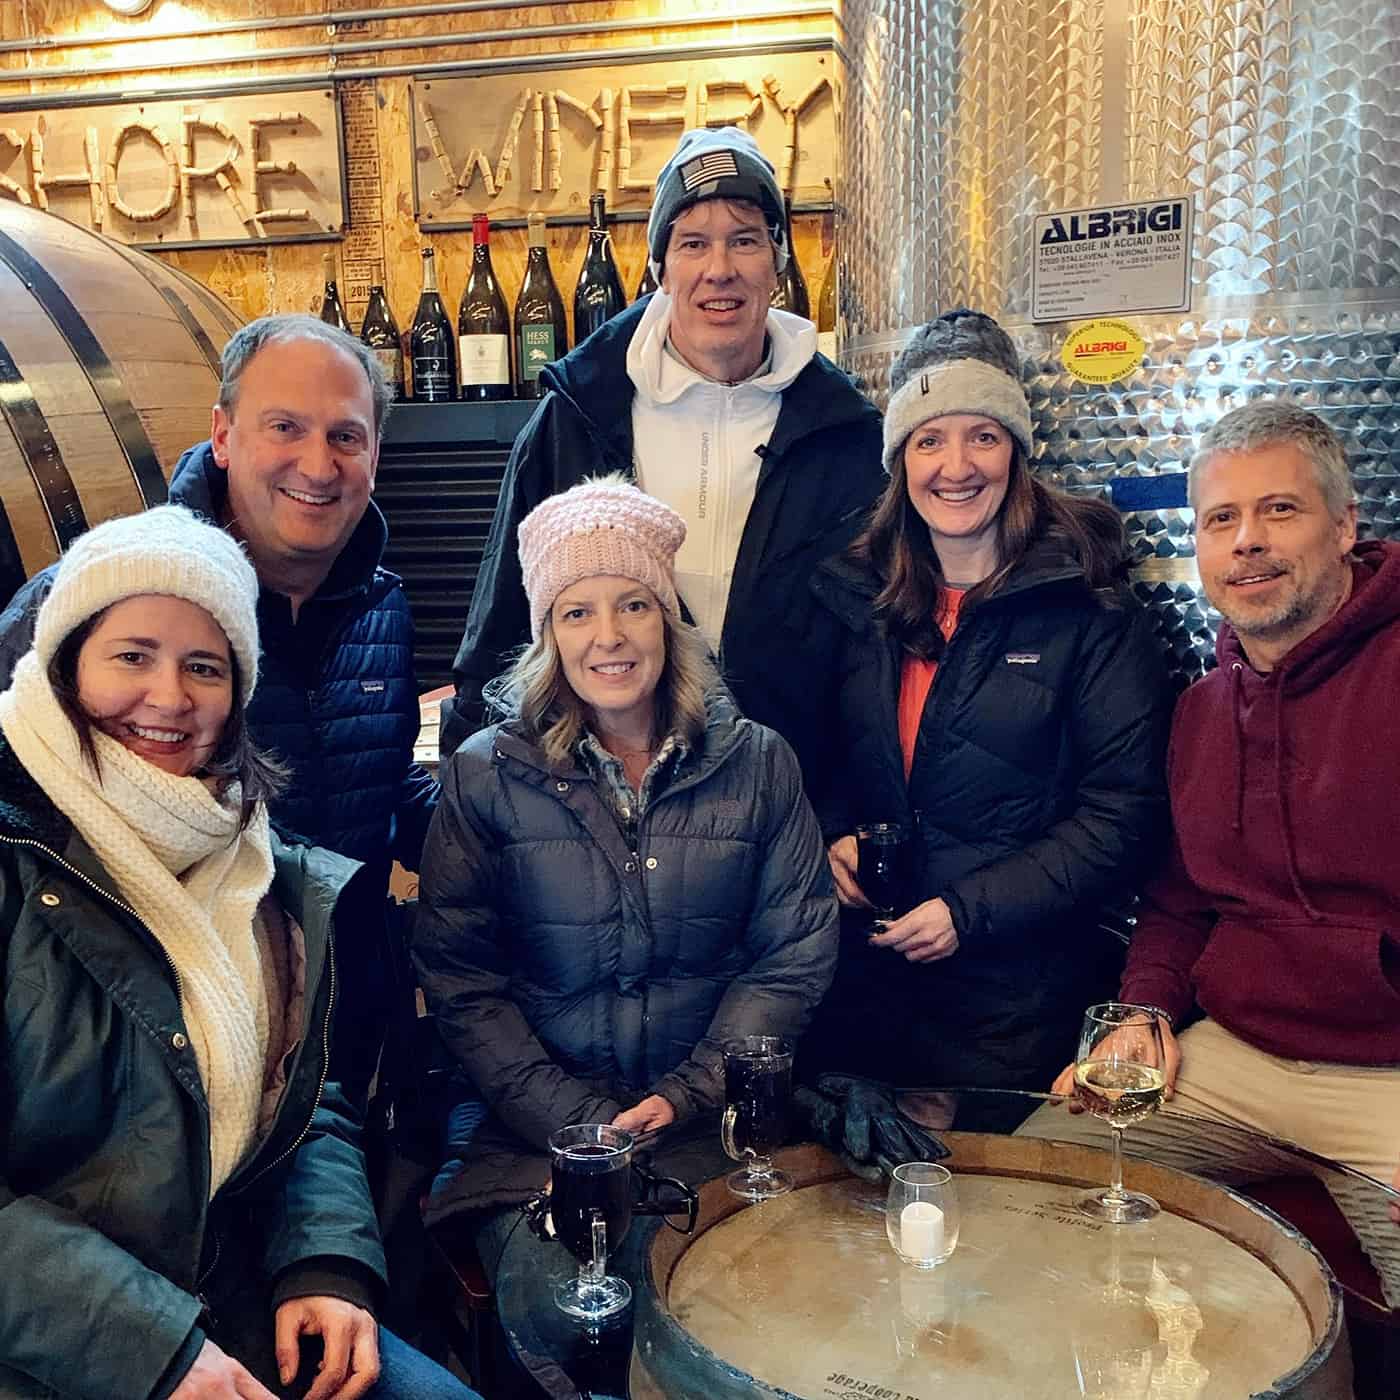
left=626, top=290, right=817, bottom=649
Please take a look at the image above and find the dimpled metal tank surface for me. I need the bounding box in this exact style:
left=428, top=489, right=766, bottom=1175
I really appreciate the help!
left=838, top=0, right=1400, bottom=684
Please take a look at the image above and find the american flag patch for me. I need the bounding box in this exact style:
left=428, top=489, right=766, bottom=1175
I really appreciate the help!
left=680, top=150, right=740, bottom=189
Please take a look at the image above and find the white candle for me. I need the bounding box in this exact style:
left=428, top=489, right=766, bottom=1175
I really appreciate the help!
left=900, top=1201, right=945, bottom=1261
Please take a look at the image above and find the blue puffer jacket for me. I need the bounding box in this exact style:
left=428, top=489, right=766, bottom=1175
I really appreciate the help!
left=0, top=444, right=437, bottom=888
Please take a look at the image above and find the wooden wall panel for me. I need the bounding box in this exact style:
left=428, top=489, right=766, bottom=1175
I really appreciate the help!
left=3, top=0, right=840, bottom=355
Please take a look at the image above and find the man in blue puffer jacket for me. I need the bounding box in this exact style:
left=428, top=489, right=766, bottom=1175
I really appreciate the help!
left=0, top=314, right=437, bottom=1096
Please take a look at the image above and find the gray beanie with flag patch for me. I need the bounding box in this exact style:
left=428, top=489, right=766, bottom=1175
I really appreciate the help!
left=645, top=127, right=789, bottom=277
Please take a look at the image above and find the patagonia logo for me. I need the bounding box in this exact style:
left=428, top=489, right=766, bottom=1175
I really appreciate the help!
left=360, top=680, right=386, bottom=693
left=1005, top=652, right=1040, bottom=665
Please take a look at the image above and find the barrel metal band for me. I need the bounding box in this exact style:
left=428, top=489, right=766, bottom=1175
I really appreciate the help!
left=0, top=497, right=24, bottom=607
left=163, top=259, right=243, bottom=341
left=0, top=228, right=168, bottom=508
left=108, top=240, right=223, bottom=376
left=0, top=332, right=88, bottom=553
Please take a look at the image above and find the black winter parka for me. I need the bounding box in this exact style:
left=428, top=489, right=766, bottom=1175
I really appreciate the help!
left=439, top=298, right=886, bottom=784
left=412, top=696, right=838, bottom=1223
left=806, top=542, right=1172, bottom=1088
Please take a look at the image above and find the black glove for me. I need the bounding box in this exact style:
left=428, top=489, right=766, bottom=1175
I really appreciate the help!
left=794, top=1074, right=950, bottom=1182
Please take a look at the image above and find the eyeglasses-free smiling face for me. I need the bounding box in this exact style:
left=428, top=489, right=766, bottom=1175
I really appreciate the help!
left=903, top=414, right=1015, bottom=569
left=1193, top=443, right=1357, bottom=666
left=551, top=576, right=666, bottom=739
left=661, top=199, right=778, bottom=383
left=75, top=594, right=234, bottom=778
left=210, top=336, right=379, bottom=577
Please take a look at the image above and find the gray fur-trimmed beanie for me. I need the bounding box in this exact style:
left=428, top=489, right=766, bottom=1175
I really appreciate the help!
left=881, top=308, right=1033, bottom=473
left=645, top=127, right=789, bottom=278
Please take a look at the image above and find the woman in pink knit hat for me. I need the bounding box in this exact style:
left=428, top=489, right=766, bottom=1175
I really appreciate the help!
left=411, top=474, right=837, bottom=1267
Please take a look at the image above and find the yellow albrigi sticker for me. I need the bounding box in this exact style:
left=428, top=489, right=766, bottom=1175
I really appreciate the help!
left=1061, top=319, right=1146, bottom=385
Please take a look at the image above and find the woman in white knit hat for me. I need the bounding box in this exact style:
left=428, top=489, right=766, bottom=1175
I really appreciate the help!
left=0, top=506, right=480, bottom=1400
left=805, top=308, right=1173, bottom=1097
left=412, top=473, right=837, bottom=1268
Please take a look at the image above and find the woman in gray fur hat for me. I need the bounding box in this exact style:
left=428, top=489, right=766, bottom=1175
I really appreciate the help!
left=804, top=308, right=1172, bottom=1092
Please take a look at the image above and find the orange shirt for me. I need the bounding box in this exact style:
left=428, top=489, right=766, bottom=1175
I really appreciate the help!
left=897, top=589, right=966, bottom=781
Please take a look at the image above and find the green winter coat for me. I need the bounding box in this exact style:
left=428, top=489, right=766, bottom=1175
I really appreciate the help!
left=0, top=736, right=387, bottom=1400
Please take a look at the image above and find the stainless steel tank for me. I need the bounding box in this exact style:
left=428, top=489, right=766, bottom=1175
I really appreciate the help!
left=839, top=0, right=1400, bottom=680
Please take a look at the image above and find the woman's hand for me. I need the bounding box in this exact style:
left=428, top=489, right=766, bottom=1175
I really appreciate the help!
left=612, top=1094, right=676, bottom=1134
left=1050, top=1016, right=1183, bottom=1103
left=869, top=898, right=959, bottom=962
left=273, top=1296, right=380, bottom=1400
left=1390, top=1158, right=1400, bottom=1225
left=170, top=1340, right=276, bottom=1399
left=827, top=835, right=870, bottom=908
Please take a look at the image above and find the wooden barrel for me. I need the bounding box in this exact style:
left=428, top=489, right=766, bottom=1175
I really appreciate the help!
left=0, top=198, right=240, bottom=601
left=631, top=1138, right=1351, bottom=1400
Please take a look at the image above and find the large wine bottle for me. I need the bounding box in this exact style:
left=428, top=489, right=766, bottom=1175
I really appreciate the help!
left=457, top=212, right=512, bottom=402
left=816, top=252, right=837, bottom=361
left=770, top=199, right=810, bottom=319
left=573, top=193, right=626, bottom=344
left=359, top=285, right=404, bottom=399
left=635, top=261, right=659, bottom=301
left=514, top=213, right=568, bottom=400
left=409, top=246, right=456, bottom=401
left=319, top=252, right=350, bottom=331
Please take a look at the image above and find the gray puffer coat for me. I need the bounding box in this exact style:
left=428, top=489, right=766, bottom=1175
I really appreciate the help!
left=412, top=695, right=837, bottom=1222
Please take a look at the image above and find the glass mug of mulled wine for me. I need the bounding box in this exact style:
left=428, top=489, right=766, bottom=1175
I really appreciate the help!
left=548, top=1123, right=635, bottom=1321
left=856, top=822, right=911, bottom=926
left=721, top=1035, right=794, bottom=1201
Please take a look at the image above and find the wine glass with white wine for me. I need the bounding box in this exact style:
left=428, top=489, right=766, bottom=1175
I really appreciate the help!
left=1073, top=1003, right=1167, bottom=1224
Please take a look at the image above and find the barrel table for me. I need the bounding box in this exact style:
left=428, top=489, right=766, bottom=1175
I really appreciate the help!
left=492, top=1094, right=1373, bottom=1399
left=0, top=198, right=238, bottom=599
left=631, top=1137, right=1348, bottom=1400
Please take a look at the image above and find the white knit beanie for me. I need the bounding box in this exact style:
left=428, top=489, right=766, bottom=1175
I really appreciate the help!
left=33, top=506, right=260, bottom=704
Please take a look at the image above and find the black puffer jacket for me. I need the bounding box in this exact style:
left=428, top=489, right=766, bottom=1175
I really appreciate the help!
left=805, top=541, right=1172, bottom=1088
left=440, top=298, right=886, bottom=784
left=412, top=695, right=837, bottom=1222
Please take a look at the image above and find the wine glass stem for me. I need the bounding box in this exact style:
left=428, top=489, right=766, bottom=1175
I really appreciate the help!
left=750, top=1155, right=772, bottom=1181
left=1109, top=1126, right=1126, bottom=1202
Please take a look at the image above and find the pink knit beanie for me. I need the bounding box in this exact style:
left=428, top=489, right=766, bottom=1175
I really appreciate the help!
left=518, top=476, right=686, bottom=640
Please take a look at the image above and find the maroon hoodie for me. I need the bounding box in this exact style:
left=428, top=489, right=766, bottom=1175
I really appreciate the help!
left=1121, top=539, right=1400, bottom=1064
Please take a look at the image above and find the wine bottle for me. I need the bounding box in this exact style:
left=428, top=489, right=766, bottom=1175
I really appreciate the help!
left=816, top=252, right=837, bottom=361
left=770, top=199, right=810, bottom=319
left=635, top=261, right=659, bottom=301
left=514, top=213, right=568, bottom=400
left=319, top=252, right=350, bottom=332
left=359, top=285, right=404, bottom=399
left=409, top=246, right=457, bottom=402
left=457, top=213, right=512, bottom=402
left=573, top=193, right=626, bottom=344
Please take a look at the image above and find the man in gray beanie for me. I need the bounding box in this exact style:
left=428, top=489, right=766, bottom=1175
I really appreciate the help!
left=442, top=126, right=885, bottom=786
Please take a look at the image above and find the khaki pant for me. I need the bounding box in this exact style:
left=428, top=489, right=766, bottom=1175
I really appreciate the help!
left=1019, top=1018, right=1400, bottom=1308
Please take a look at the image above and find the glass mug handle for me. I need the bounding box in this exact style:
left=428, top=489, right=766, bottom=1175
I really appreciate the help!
left=721, top=1103, right=750, bottom=1162
left=589, top=1208, right=607, bottom=1283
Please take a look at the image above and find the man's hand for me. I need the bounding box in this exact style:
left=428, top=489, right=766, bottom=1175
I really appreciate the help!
left=612, top=1094, right=676, bottom=1134
left=870, top=898, right=958, bottom=962
left=1050, top=1016, right=1183, bottom=1105
left=827, top=835, right=870, bottom=909
left=273, top=1296, right=380, bottom=1400
left=170, top=1340, right=276, bottom=1399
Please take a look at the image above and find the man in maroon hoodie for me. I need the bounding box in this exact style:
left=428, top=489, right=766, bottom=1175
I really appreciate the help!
left=1046, top=401, right=1400, bottom=1302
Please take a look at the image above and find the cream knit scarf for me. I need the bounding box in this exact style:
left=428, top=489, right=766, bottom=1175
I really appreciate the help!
left=0, top=653, right=274, bottom=1196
